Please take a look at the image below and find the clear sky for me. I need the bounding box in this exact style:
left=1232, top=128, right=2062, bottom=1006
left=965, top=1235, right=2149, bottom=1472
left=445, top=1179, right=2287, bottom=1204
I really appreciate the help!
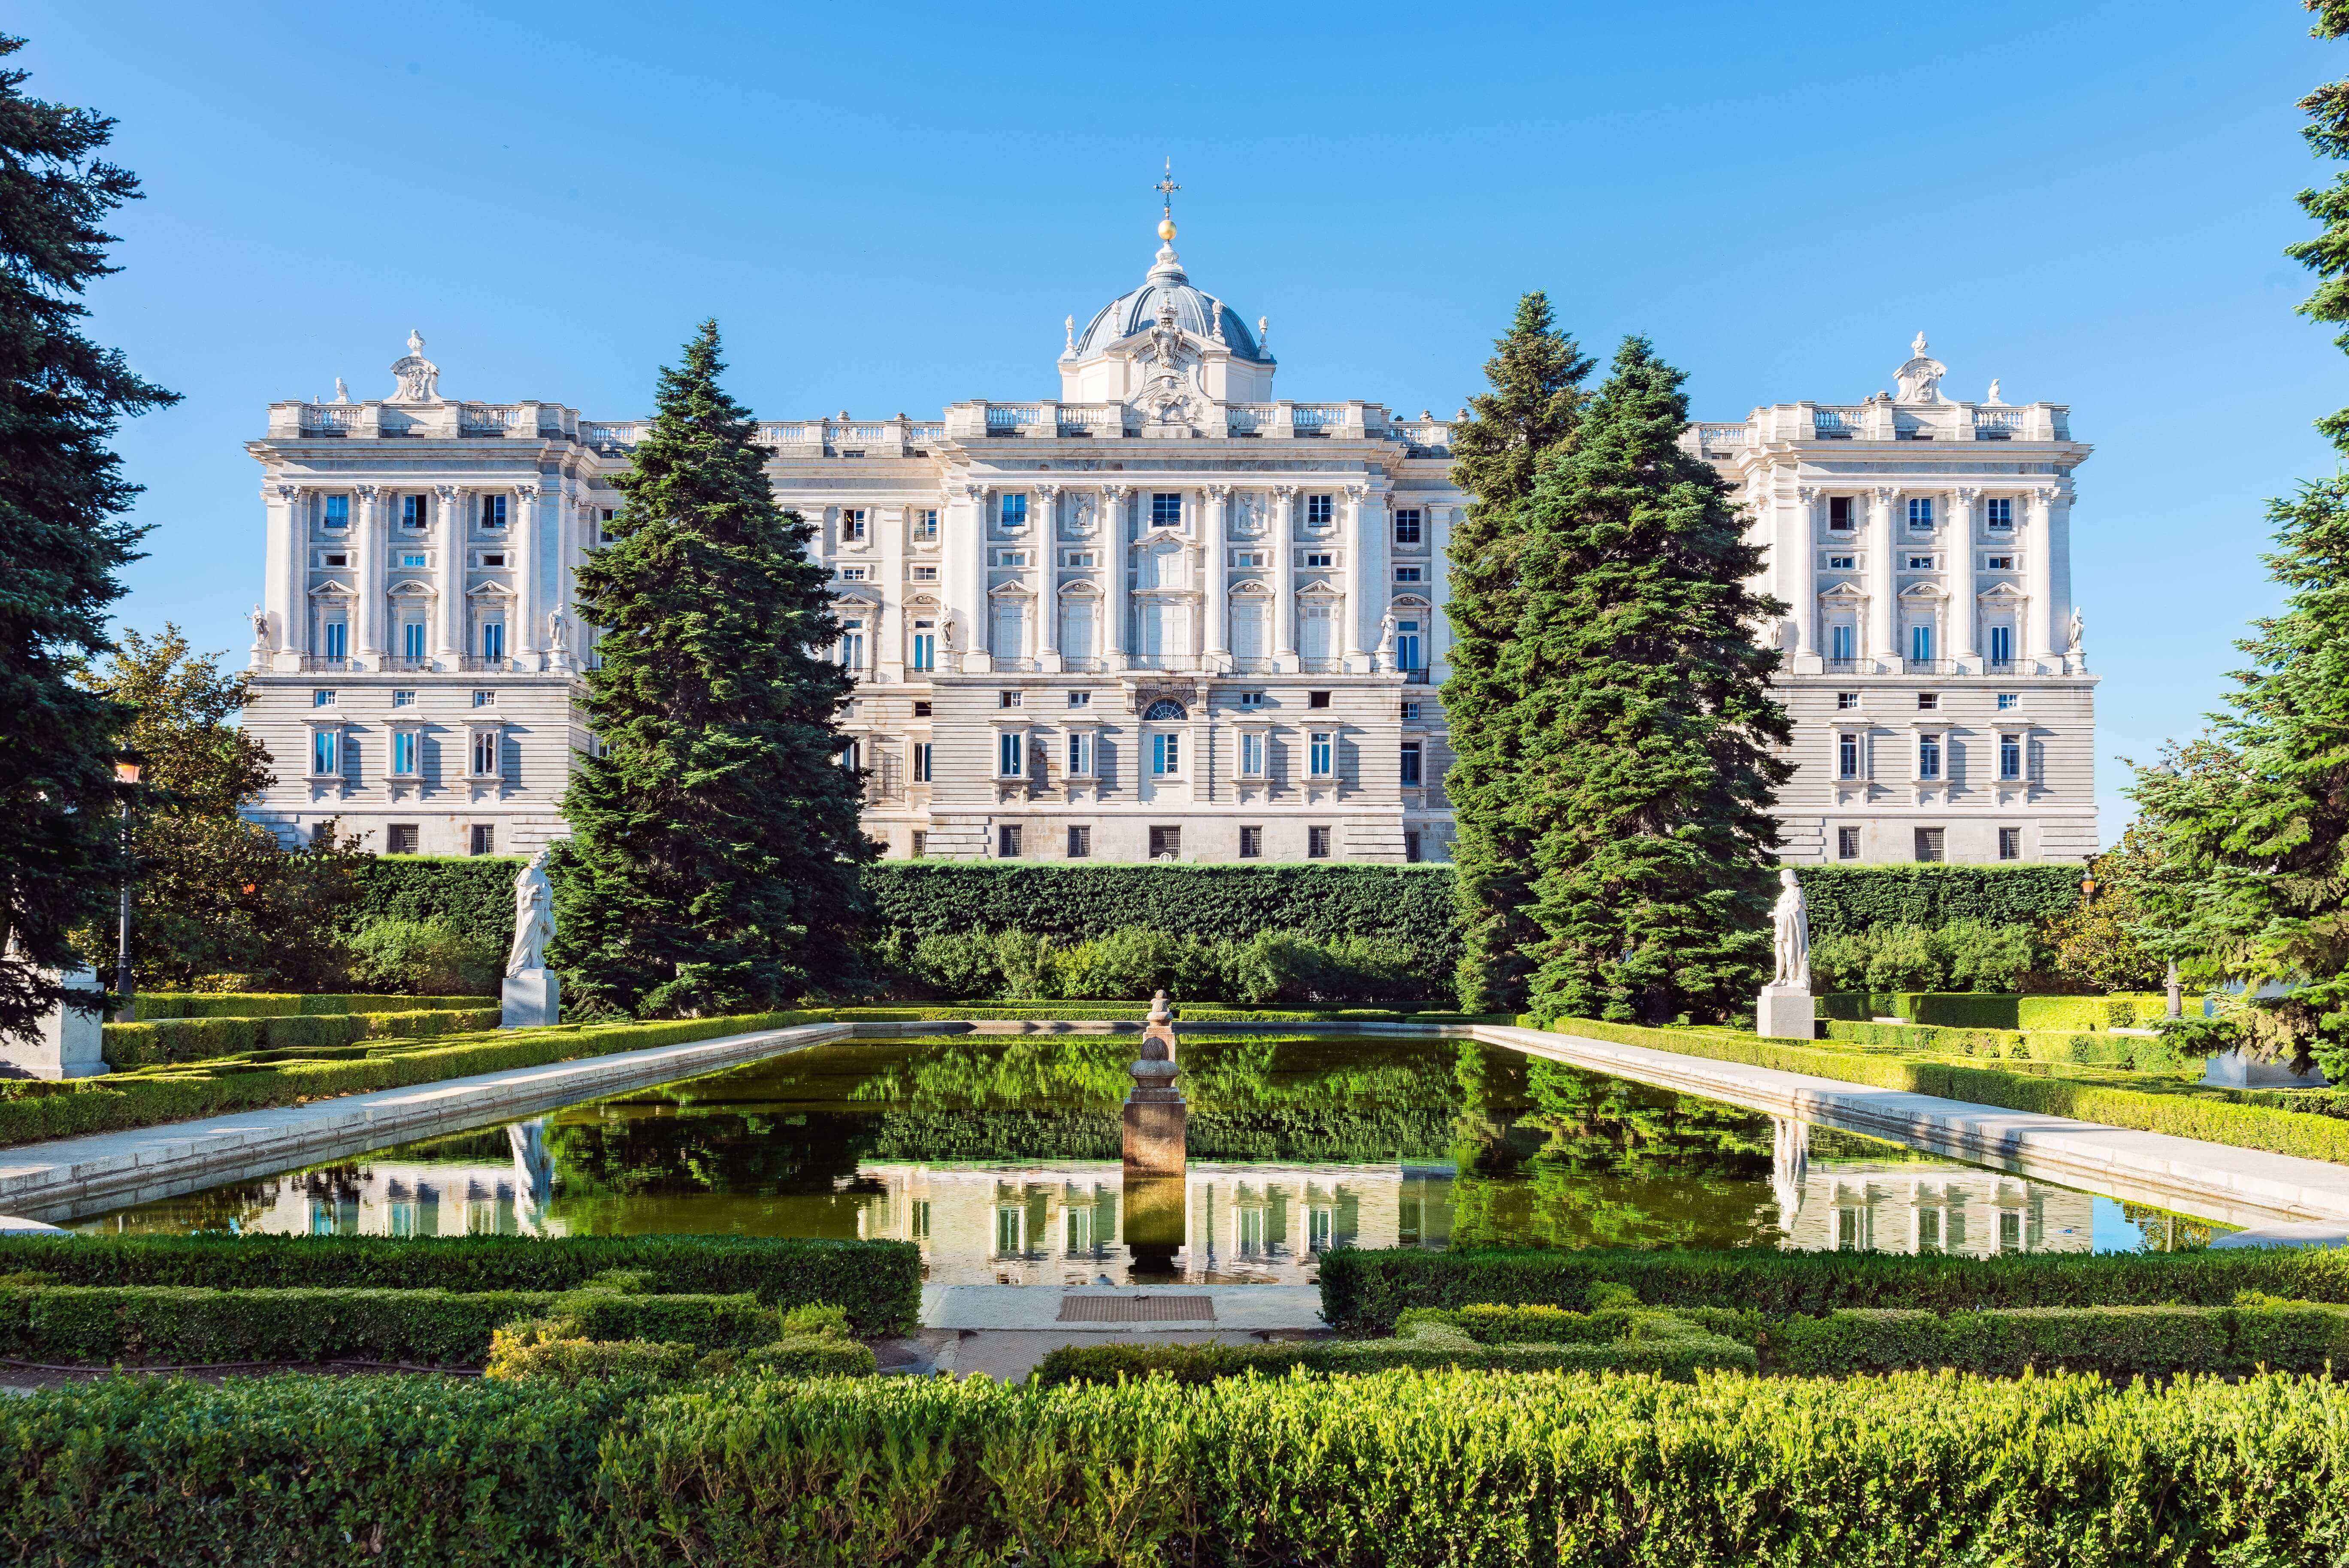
left=15, top=1, right=2345, bottom=842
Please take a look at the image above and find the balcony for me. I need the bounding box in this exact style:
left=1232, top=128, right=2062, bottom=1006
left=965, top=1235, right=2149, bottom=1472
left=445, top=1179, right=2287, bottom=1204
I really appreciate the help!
left=1902, top=659, right=1958, bottom=675
left=1822, top=659, right=1865, bottom=675
left=299, top=656, right=351, bottom=672
left=1399, top=666, right=1431, bottom=685
left=1060, top=656, right=1102, bottom=672
left=1228, top=657, right=1274, bottom=674
left=1298, top=658, right=1342, bottom=674
left=460, top=656, right=510, bottom=673
left=1126, top=654, right=1193, bottom=671
left=382, top=656, right=433, bottom=672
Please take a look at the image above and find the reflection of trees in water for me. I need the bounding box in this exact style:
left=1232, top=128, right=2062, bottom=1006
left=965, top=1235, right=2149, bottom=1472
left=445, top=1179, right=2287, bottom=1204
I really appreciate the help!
left=544, top=1106, right=871, bottom=1199
left=2120, top=1202, right=2219, bottom=1252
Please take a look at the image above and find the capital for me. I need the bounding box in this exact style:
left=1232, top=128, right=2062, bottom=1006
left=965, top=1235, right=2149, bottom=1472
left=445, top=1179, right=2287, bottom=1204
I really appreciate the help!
left=436, top=484, right=466, bottom=502
left=1103, top=484, right=1129, bottom=500
left=275, top=483, right=306, bottom=502
left=1207, top=483, right=1231, bottom=500
left=1035, top=482, right=1060, bottom=498
left=2033, top=485, right=2060, bottom=507
left=1951, top=486, right=1980, bottom=505
left=515, top=483, right=537, bottom=500
left=354, top=483, right=379, bottom=500
left=1873, top=486, right=1901, bottom=505
left=1797, top=486, right=1820, bottom=503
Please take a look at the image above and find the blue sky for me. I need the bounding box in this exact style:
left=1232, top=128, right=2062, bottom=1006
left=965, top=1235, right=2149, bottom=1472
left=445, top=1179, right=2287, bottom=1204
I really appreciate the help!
left=16, top=1, right=2345, bottom=842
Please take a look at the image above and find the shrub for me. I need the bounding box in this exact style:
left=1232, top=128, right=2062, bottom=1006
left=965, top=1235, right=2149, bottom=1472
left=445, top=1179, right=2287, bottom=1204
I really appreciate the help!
left=1793, top=863, right=2084, bottom=935
left=101, top=1005, right=502, bottom=1068
left=484, top=1325, right=701, bottom=1386
left=0, top=1234, right=920, bottom=1335
left=1762, top=1302, right=2349, bottom=1378
left=696, top=1335, right=878, bottom=1379
left=1809, top=922, right=2043, bottom=994
left=132, top=992, right=489, bottom=1019
left=342, top=917, right=503, bottom=996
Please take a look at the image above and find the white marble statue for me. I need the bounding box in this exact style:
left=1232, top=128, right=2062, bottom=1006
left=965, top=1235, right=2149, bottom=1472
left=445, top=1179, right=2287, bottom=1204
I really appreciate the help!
left=390, top=328, right=441, bottom=403
left=547, top=609, right=569, bottom=656
left=506, top=847, right=556, bottom=977
left=250, top=604, right=272, bottom=652
left=1771, top=867, right=1810, bottom=990
left=2066, top=605, right=2085, bottom=654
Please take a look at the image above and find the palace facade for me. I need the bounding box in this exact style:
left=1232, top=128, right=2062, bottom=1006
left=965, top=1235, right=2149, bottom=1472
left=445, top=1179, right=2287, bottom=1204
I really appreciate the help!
left=238, top=218, right=2095, bottom=864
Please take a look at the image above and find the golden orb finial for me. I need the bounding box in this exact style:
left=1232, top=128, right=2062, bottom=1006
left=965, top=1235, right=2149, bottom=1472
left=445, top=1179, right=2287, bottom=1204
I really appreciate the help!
left=1158, top=215, right=1177, bottom=242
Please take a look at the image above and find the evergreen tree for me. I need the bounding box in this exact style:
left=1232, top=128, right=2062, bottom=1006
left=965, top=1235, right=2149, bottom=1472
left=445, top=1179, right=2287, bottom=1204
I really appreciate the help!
left=1508, top=338, right=1791, bottom=1027
left=554, top=322, right=872, bottom=1017
left=2128, top=4, right=2349, bottom=1073
left=0, top=36, right=177, bottom=1041
left=1441, top=292, right=1593, bottom=1014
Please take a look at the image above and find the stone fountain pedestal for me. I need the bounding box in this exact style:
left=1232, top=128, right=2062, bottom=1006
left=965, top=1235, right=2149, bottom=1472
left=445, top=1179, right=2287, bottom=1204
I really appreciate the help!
left=1123, top=991, right=1186, bottom=1275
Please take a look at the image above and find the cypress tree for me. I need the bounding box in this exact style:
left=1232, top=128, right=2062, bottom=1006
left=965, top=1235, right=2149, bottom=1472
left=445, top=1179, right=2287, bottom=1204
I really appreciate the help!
left=554, top=322, right=872, bottom=1017
left=1441, top=292, right=1592, bottom=1014
left=0, top=36, right=177, bottom=1041
left=1510, top=338, right=1792, bottom=1027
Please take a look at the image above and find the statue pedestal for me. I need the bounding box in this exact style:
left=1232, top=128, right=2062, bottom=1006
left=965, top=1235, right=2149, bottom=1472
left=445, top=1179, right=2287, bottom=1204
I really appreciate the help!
left=1123, top=1099, right=1187, bottom=1176
left=1756, top=985, right=1815, bottom=1041
left=0, top=969, right=107, bottom=1079
left=502, top=968, right=560, bottom=1029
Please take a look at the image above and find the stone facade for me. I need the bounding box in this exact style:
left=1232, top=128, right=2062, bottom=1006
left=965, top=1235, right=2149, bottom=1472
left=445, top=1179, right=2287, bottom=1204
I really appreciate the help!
left=238, top=234, right=2093, bottom=865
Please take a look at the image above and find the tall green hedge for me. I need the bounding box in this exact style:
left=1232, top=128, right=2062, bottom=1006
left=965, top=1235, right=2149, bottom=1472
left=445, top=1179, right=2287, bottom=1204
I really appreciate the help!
left=1793, top=864, right=2083, bottom=935
left=343, top=855, right=532, bottom=947
left=133, top=993, right=487, bottom=1019
left=101, top=1006, right=502, bottom=1068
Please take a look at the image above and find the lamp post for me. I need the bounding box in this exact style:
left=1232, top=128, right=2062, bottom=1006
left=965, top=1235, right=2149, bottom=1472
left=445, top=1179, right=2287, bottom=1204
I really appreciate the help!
left=113, top=761, right=139, bottom=1020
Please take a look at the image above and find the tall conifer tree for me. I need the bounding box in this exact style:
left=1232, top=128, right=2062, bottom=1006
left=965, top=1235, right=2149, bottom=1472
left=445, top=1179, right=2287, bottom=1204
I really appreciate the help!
left=1509, top=338, right=1791, bottom=1026
left=1441, top=293, right=1592, bottom=1013
left=554, top=323, right=872, bottom=1017
left=0, top=36, right=177, bottom=1041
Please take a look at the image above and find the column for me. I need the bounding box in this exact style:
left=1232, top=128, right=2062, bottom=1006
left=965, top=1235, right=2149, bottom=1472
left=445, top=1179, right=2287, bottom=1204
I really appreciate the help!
left=1361, top=483, right=1391, bottom=667
left=1867, top=486, right=1898, bottom=667
left=2027, top=485, right=2060, bottom=667
left=266, top=483, right=306, bottom=668
left=436, top=486, right=468, bottom=664
left=1341, top=486, right=1367, bottom=666
left=514, top=484, right=542, bottom=667
left=354, top=486, right=386, bottom=665
left=1790, top=487, right=1819, bottom=660
left=1034, top=487, right=1059, bottom=671
left=1428, top=503, right=1454, bottom=682
left=944, top=485, right=987, bottom=672
left=1272, top=485, right=1297, bottom=669
left=878, top=504, right=908, bottom=681
left=1102, top=485, right=1129, bottom=668
left=1947, top=487, right=1978, bottom=668
left=1204, top=484, right=1230, bottom=665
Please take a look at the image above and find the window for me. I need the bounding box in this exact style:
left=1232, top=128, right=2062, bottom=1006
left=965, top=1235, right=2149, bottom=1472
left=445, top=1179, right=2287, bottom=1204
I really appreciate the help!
left=397, top=621, right=425, bottom=660
left=1307, top=825, right=1332, bottom=858
left=1829, top=625, right=1856, bottom=663
left=1237, top=690, right=1267, bottom=708
left=910, top=565, right=938, bottom=582
left=312, top=689, right=337, bottom=708
left=478, top=618, right=506, bottom=661
left=472, top=729, right=501, bottom=778
left=1986, top=497, right=2013, bottom=529
left=1909, top=624, right=1934, bottom=663
left=1305, top=494, right=1333, bottom=527
left=1394, top=618, right=1422, bottom=672
left=1917, top=733, right=1942, bottom=781
left=1400, top=700, right=1421, bottom=720
left=1142, top=697, right=1187, bottom=720
left=323, top=495, right=349, bottom=529
left=1232, top=551, right=1265, bottom=567
left=1240, top=730, right=1265, bottom=775
left=473, top=689, right=496, bottom=708
left=386, top=824, right=419, bottom=855
left=838, top=618, right=866, bottom=668
left=391, top=731, right=418, bottom=776
left=839, top=738, right=862, bottom=774
left=2000, top=732, right=2023, bottom=781
left=1239, top=825, right=1263, bottom=859
left=1067, top=825, right=1092, bottom=858
left=842, top=509, right=867, bottom=542
left=1308, top=690, right=1331, bottom=709
left=1917, top=693, right=1939, bottom=711
left=999, top=731, right=1025, bottom=777
left=1394, top=509, right=1423, bottom=545
left=1827, top=554, right=1856, bottom=570
left=910, top=829, right=926, bottom=858
left=1914, top=827, right=1945, bottom=863
left=1151, top=732, right=1180, bottom=776
left=1067, top=691, right=1091, bottom=708
left=1907, top=497, right=1933, bottom=529
left=1309, top=731, right=1334, bottom=777
left=1066, top=551, right=1098, bottom=569
left=912, top=742, right=933, bottom=782
left=2000, top=826, right=2023, bottom=860
left=1837, top=826, right=1862, bottom=860
left=1066, top=731, right=1092, bottom=775
left=480, top=552, right=507, bottom=568
left=1303, top=551, right=1335, bottom=567
left=1399, top=741, right=1423, bottom=786
left=1000, top=494, right=1027, bottom=530
left=322, top=552, right=350, bottom=568
left=1149, top=826, right=1181, bottom=859
left=999, top=690, right=1021, bottom=708
left=1989, top=625, right=2015, bottom=666
left=322, top=620, right=349, bottom=660
left=480, top=495, right=508, bottom=529
left=996, top=551, right=1027, bottom=567
left=1149, top=492, right=1181, bottom=528
left=913, top=700, right=932, bottom=717
left=1906, top=554, right=1934, bottom=571
left=599, top=508, right=616, bottom=543
left=469, top=824, right=496, bottom=856
left=911, top=621, right=936, bottom=672
left=403, top=494, right=427, bottom=529
left=311, top=728, right=339, bottom=775
left=1405, top=829, right=1423, bottom=863
left=1996, top=692, right=2019, bottom=711
left=1836, top=691, right=1860, bottom=710
left=913, top=509, right=939, bottom=542
left=1986, top=554, right=2016, bottom=571
left=1837, top=733, right=1861, bottom=779
left=1394, top=566, right=1423, bottom=583
left=1828, top=496, right=1854, bottom=530
left=998, top=824, right=1023, bottom=857
left=400, top=552, right=427, bottom=569
left=392, top=689, right=415, bottom=707
left=838, top=567, right=867, bottom=582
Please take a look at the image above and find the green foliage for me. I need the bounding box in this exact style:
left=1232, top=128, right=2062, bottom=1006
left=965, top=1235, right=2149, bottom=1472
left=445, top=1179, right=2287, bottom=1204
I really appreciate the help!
left=344, top=854, right=528, bottom=948
left=1762, top=1302, right=2349, bottom=1378
left=1444, top=292, right=1596, bottom=1015
left=0, top=38, right=178, bottom=1042
left=100, top=1004, right=501, bottom=1067
left=1503, top=339, right=1791, bottom=1028
left=342, top=917, right=502, bottom=996
left=1317, top=1242, right=2349, bottom=1332
left=132, top=991, right=488, bottom=1018
left=0, top=1233, right=917, bottom=1334
left=1793, top=863, right=2084, bottom=934
left=556, top=323, right=871, bottom=1019
left=1807, top=919, right=2042, bottom=994
left=875, top=923, right=1449, bottom=1007
left=864, top=861, right=1458, bottom=944
left=1818, top=1018, right=2187, bottom=1072
left=484, top=1328, right=701, bottom=1386
left=0, top=1011, right=823, bottom=1149
left=696, top=1335, right=877, bottom=1380
left=2042, top=824, right=2170, bottom=991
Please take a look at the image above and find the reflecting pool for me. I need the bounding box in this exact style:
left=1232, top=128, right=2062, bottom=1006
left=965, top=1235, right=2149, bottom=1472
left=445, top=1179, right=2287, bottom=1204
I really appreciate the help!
left=76, top=1036, right=2230, bottom=1282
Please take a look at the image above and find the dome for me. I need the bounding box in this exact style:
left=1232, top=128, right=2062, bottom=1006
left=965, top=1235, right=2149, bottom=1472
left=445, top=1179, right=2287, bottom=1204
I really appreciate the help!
left=1070, top=241, right=1268, bottom=363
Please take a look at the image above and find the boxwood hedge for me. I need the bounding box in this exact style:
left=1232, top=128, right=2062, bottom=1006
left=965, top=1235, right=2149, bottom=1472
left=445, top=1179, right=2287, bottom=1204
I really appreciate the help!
left=133, top=993, right=488, bottom=1019
left=1793, top=863, right=2083, bottom=934
left=101, top=1005, right=502, bottom=1068
left=1760, top=1302, right=2349, bottom=1379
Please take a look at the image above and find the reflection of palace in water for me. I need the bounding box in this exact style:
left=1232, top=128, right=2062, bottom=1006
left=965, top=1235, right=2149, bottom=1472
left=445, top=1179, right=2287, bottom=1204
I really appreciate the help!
left=95, top=1113, right=2104, bottom=1280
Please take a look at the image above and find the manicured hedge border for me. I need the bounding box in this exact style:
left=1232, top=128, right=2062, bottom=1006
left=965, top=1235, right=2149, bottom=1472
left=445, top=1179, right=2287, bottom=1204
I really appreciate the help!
left=0, top=1234, right=920, bottom=1335
left=1819, top=1017, right=2186, bottom=1070
left=1793, top=863, right=2083, bottom=932
left=1762, top=1303, right=2349, bottom=1378
left=133, top=993, right=487, bottom=1019
left=1816, top=992, right=2180, bottom=1030
left=1549, top=1015, right=2349, bottom=1164
left=102, top=1006, right=502, bottom=1068
left=1317, top=1244, right=2349, bottom=1331
left=0, top=1011, right=820, bottom=1148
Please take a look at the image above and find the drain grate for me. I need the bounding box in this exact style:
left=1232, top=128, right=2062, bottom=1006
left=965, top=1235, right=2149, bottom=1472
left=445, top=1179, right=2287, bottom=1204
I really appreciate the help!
left=1058, top=1293, right=1216, bottom=1324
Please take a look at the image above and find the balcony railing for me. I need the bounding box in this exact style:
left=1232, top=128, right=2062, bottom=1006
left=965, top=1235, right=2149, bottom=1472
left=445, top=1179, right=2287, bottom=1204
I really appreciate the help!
left=1060, top=656, right=1102, bottom=672
left=460, top=656, right=510, bottom=672
left=1228, top=657, right=1273, bottom=673
left=991, top=656, right=1035, bottom=672
left=299, top=655, right=351, bottom=672
left=1399, top=666, right=1432, bottom=685
left=1822, top=659, right=1865, bottom=675
left=1298, top=658, right=1342, bottom=674
left=382, top=656, right=433, bottom=672
left=1903, top=658, right=1958, bottom=675
left=1125, top=654, right=1191, bottom=671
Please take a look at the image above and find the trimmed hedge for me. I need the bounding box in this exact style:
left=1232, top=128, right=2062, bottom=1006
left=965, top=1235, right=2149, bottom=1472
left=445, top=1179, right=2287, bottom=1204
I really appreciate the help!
left=0, top=1234, right=920, bottom=1335
left=1317, top=1244, right=2349, bottom=1332
left=0, top=1284, right=776, bottom=1366
left=1763, top=1302, right=2349, bottom=1379
left=1819, top=1017, right=2187, bottom=1070
left=133, top=992, right=487, bottom=1019
left=6, top=1368, right=2349, bottom=1564
left=1550, top=1014, right=2349, bottom=1165
left=0, top=1011, right=820, bottom=1149
left=1793, top=863, right=2083, bottom=935
left=1817, top=991, right=2182, bottom=1031
left=344, top=854, right=534, bottom=948
left=101, top=1005, right=502, bottom=1068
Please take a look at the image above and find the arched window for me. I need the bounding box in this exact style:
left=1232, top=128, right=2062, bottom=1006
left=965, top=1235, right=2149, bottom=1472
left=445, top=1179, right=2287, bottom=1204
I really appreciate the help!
left=1142, top=698, right=1187, bottom=722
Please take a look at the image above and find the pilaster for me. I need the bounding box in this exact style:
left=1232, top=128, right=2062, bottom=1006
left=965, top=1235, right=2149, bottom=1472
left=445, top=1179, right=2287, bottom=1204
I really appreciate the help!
left=436, top=485, right=468, bottom=663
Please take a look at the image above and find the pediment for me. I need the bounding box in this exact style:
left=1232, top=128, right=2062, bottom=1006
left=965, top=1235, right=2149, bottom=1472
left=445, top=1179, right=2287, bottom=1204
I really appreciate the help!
left=306, top=580, right=356, bottom=599
left=466, top=580, right=517, bottom=599
left=1976, top=580, right=2027, bottom=602
left=1817, top=582, right=1865, bottom=604
left=1898, top=580, right=1947, bottom=600
left=386, top=579, right=434, bottom=598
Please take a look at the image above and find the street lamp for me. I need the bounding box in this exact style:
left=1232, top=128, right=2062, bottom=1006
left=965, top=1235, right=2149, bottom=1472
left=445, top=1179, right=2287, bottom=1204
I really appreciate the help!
left=113, top=762, right=139, bottom=1020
